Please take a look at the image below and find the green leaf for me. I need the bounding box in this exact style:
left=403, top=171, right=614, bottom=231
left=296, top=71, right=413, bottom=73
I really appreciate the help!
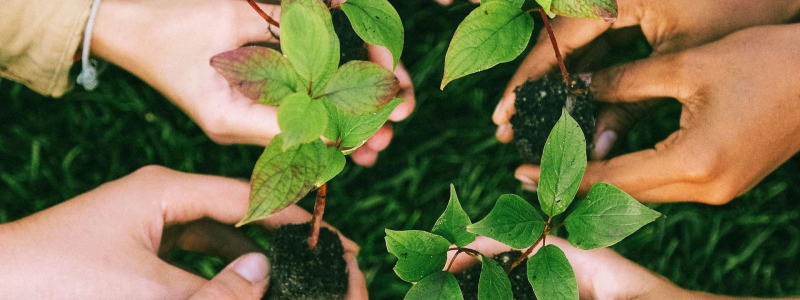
left=537, top=108, right=587, bottom=217
left=550, top=0, right=618, bottom=21
left=478, top=256, right=513, bottom=300
left=210, top=46, right=302, bottom=106
left=442, top=2, right=534, bottom=89
left=482, top=0, right=525, bottom=8
left=404, top=271, right=463, bottom=300
left=527, top=244, right=579, bottom=300
left=317, top=146, right=346, bottom=186
left=323, top=98, right=404, bottom=148
left=385, top=229, right=451, bottom=282
left=324, top=61, right=399, bottom=114
left=341, top=0, right=404, bottom=69
left=277, top=93, right=328, bottom=150
left=432, top=184, right=476, bottom=247
left=281, top=0, right=339, bottom=96
left=237, top=135, right=327, bottom=226
left=466, top=194, right=545, bottom=249
left=565, top=182, right=661, bottom=250
left=534, top=0, right=556, bottom=18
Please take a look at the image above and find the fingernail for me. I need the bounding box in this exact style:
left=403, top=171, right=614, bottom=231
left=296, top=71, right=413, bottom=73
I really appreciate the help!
left=578, top=73, right=592, bottom=86
left=593, top=130, right=617, bottom=160
left=229, top=253, right=269, bottom=283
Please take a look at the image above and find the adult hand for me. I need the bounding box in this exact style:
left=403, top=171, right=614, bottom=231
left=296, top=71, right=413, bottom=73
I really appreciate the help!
left=515, top=24, right=800, bottom=204
left=0, top=166, right=366, bottom=300
left=448, top=236, right=746, bottom=300
left=494, top=0, right=800, bottom=144
left=91, top=0, right=414, bottom=166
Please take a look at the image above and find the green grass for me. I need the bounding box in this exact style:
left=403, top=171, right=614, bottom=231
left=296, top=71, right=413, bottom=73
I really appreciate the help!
left=1, top=0, right=799, bottom=298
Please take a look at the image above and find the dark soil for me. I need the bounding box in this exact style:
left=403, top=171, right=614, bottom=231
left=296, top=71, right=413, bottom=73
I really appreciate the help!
left=331, top=9, right=368, bottom=66
left=264, top=223, right=348, bottom=300
left=455, top=251, right=538, bottom=300
left=510, top=74, right=596, bottom=164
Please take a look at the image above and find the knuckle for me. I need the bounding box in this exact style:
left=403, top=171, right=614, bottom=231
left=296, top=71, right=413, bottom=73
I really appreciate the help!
left=131, top=165, right=170, bottom=178
left=669, top=52, right=701, bottom=99
left=700, top=182, right=736, bottom=205
left=198, top=113, right=235, bottom=144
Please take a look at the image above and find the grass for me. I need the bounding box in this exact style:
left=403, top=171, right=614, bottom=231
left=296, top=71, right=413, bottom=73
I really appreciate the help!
left=1, top=0, right=799, bottom=298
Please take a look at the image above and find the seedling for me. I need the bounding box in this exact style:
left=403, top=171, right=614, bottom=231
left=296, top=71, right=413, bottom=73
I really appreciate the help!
left=440, top=0, right=616, bottom=164
left=386, top=110, right=661, bottom=300
left=210, top=0, right=404, bottom=298
left=441, top=0, right=618, bottom=90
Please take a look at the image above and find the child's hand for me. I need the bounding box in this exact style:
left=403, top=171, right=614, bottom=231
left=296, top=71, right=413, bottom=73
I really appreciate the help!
left=515, top=24, right=800, bottom=204
left=0, top=166, right=366, bottom=300
left=91, top=0, right=414, bottom=166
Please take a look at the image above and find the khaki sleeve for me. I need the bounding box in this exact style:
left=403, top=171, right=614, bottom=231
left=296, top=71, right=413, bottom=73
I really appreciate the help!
left=0, top=0, right=94, bottom=97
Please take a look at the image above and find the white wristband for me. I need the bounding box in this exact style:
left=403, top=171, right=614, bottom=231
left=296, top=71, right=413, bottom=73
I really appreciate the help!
left=77, top=0, right=103, bottom=91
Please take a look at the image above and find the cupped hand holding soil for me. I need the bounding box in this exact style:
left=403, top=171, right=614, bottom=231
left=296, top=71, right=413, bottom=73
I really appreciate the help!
left=0, top=166, right=367, bottom=300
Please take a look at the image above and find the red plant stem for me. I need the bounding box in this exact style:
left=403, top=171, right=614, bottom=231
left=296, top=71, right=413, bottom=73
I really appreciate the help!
left=329, top=4, right=341, bottom=10
left=446, top=249, right=462, bottom=271
left=510, top=216, right=553, bottom=269
left=247, top=0, right=280, bottom=28
left=308, top=183, right=327, bottom=250
left=535, top=8, right=570, bottom=88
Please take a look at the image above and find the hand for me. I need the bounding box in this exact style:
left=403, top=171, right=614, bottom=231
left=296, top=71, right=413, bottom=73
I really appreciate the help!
left=0, top=166, right=367, bottom=300
left=494, top=0, right=800, bottom=144
left=514, top=24, right=800, bottom=204
left=91, top=0, right=415, bottom=166
left=449, top=236, right=698, bottom=300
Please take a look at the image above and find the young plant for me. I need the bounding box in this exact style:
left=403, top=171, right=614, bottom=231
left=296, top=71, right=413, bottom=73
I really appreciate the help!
left=440, top=0, right=618, bottom=90
left=386, top=110, right=661, bottom=300
left=209, top=0, right=405, bottom=249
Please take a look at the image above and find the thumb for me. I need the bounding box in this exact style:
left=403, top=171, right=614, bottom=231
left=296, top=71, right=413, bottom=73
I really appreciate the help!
left=189, top=253, right=270, bottom=300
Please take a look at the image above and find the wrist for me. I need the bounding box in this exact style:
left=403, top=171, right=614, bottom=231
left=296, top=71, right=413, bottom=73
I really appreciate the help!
left=90, top=0, right=147, bottom=68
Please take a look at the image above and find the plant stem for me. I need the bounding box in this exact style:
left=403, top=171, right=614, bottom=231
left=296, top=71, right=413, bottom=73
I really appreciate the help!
left=329, top=4, right=341, bottom=10
left=446, top=249, right=462, bottom=271
left=308, top=183, right=327, bottom=250
left=247, top=0, right=280, bottom=28
left=510, top=216, right=553, bottom=269
left=535, top=8, right=570, bottom=88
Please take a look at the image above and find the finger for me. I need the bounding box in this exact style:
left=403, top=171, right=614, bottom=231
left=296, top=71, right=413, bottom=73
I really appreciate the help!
left=436, top=0, right=454, bottom=5
left=132, top=167, right=359, bottom=253
left=367, top=46, right=417, bottom=122
left=389, top=63, right=416, bottom=122
left=590, top=99, right=661, bottom=160
left=197, top=96, right=281, bottom=146
left=514, top=131, right=706, bottom=203
left=344, top=253, right=369, bottom=300
left=237, top=1, right=281, bottom=44
left=160, top=219, right=264, bottom=262
left=351, top=146, right=379, bottom=167
left=589, top=53, right=693, bottom=103
left=496, top=123, right=513, bottom=143
left=365, top=124, right=393, bottom=151
left=188, top=253, right=270, bottom=300
left=492, top=17, right=611, bottom=127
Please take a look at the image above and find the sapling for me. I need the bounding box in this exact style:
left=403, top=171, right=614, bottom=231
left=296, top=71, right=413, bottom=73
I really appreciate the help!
left=209, top=0, right=405, bottom=298
left=386, top=110, right=662, bottom=300
left=440, top=0, right=616, bottom=162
